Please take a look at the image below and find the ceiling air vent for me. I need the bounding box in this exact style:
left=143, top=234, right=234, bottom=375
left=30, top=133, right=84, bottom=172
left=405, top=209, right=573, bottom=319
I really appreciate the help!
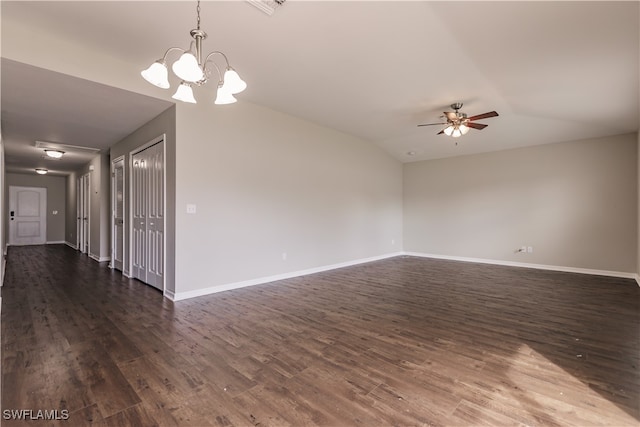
left=246, top=0, right=285, bottom=16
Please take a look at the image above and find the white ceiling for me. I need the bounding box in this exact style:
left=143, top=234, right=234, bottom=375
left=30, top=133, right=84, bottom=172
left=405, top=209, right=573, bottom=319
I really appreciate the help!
left=1, top=1, right=638, bottom=175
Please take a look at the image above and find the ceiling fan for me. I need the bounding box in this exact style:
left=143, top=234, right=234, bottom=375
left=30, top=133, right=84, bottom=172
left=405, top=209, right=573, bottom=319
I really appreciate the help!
left=418, top=103, right=499, bottom=138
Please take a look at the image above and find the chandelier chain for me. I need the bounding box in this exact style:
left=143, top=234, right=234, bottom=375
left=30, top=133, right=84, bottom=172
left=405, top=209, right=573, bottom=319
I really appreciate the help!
left=196, top=0, right=201, bottom=30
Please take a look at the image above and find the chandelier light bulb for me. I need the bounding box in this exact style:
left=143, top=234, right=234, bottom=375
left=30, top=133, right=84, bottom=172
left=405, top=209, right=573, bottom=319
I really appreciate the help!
left=459, top=123, right=470, bottom=135
left=172, top=82, right=197, bottom=104
left=172, top=52, right=204, bottom=83
left=141, top=61, right=170, bottom=89
left=452, top=127, right=462, bottom=138
left=222, top=68, right=247, bottom=94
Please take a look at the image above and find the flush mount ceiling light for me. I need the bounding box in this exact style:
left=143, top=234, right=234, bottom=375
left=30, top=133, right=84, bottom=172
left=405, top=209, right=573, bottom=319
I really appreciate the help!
left=44, top=149, right=64, bottom=159
left=141, top=0, right=247, bottom=105
left=35, top=168, right=48, bottom=175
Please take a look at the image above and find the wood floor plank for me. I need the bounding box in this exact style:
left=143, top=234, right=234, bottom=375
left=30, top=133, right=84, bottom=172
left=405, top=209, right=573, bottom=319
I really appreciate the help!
left=2, top=245, right=639, bottom=426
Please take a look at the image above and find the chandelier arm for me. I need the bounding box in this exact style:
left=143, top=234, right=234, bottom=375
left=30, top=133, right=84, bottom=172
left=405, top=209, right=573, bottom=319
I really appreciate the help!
left=203, top=60, right=223, bottom=83
left=161, top=46, right=187, bottom=61
left=204, top=51, right=231, bottom=69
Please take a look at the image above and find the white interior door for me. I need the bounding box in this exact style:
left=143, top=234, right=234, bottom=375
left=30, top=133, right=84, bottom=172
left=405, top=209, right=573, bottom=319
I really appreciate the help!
left=77, top=173, right=90, bottom=254
left=131, top=140, right=164, bottom=290
left=83, top=174, right=90, bottom=254
left=132, top=154, right=147, bottom=283
left=77, top=177, right=81, bottom=249
left=112, top=159, right=125, bottom=271
left=9, top=186, right=47, bottom=246
left=146, top=143, right=164, bottom=288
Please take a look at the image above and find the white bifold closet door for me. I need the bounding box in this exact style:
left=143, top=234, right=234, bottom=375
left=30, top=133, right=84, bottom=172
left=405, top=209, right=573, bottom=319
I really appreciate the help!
left=131, top=141, right=164, bottom=291
left=112, top=159, right=125, bottom=271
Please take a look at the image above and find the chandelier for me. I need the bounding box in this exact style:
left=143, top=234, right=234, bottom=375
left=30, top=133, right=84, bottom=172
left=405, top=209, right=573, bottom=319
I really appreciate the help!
left=140, top=0, right=246, bottom=104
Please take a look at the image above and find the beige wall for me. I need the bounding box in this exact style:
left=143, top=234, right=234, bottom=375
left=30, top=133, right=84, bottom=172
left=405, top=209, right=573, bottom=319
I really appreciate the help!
left=110, top=106, right=176, bottom=293
left=637, top=131, right=639, bottom=278
left=175, top=101, right=403, bottom=295
left=6, top=172, right=67, bottom=243
left=404, top=133, right=638, bottom=273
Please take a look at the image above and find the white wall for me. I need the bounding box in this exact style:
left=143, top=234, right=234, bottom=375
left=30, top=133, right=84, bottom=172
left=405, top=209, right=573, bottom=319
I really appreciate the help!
left=175, top=101, right=403, bottom=295
left=404, top=133, right=638, bottom=273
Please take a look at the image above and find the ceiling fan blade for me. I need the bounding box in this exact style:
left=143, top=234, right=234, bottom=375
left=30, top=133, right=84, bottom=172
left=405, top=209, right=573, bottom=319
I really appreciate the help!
left=467, top=111, right=499, bottom=121
left=467, top=122, right=488, bottom=130
left=418, top=122, right=447, bottom=127
left=437, top=130, right=445, bottom=135
left=444, top=111, right=458, bottom=121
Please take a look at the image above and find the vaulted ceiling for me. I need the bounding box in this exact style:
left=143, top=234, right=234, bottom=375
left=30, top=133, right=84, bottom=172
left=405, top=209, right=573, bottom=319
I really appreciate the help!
left=1, top=1, right=638, bottom=175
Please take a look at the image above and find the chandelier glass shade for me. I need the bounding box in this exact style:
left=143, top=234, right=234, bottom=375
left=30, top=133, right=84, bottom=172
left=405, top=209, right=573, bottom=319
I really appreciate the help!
left=140, top=1, right=246, bottom=104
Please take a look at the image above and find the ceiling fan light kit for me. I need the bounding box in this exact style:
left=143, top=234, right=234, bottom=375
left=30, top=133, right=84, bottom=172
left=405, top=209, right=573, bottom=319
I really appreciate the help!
left=44, top=149, right=64, bottom=159
left=141, top=0, right=246, bottom=105
left=418, top=103, right=498, bottom=139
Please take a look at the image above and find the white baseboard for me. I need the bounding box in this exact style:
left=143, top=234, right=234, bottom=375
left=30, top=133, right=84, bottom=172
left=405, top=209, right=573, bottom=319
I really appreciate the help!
left=65, top=241, right=78, bottom=250
left=168, top=251, right=636, bottom=302
left=404, top=252, right=637, bottom=280
left=89, top=254, right=111, bottom=263
left=168, top=252, right=404, bottom=301
left=46, top=240, right=65, bottom=245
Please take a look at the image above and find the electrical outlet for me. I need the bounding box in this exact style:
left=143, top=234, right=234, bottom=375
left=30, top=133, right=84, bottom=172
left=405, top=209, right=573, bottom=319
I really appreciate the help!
left=520, top=246, right=526, bottom=253
left=186, top=204, right=196, bottom=214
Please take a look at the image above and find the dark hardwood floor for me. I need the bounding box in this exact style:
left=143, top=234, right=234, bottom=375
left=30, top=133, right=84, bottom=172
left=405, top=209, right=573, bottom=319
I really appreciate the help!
left=2, top=244, right=639, bottom=426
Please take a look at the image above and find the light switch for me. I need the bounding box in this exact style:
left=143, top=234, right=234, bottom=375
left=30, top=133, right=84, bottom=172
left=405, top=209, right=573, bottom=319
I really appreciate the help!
left=186, top=204, right=197, bottom=214
left=52, top=210, right=58, bottom=215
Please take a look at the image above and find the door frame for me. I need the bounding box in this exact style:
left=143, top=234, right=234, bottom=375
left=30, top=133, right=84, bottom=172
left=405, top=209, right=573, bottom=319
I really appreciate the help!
left=128, top=134, right=166, bottom=292
left=8, top=186, right=47, bottom=246
left=110, top=155, right=125, bottom=271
